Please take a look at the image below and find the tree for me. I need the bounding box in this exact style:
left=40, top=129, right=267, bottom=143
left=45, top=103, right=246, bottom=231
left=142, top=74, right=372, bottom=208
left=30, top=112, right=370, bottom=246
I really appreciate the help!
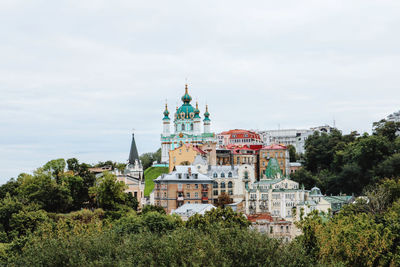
left=124, top=193, right=139, bottom=211
left=373, top=119, right=400, bottom=142
left=216, top=192, right=233, bottom=208
left=0, top=178, right=19, bottom=199
left=287, top=145, right=297, bottom=162
left=42, top=159, right=66, bottom=184
left=141, top=205, right=166, bottom=214
left=186, top=207, right=250, bottom=230
left=62, top=174, right=85, bottom=211
left=89, top=172, right=127, bottom=211
left=290, top=169, right=319, bottom=190
left=66, top=158, right=80, bottom=173
left=17, top=172, right=72, bottom=213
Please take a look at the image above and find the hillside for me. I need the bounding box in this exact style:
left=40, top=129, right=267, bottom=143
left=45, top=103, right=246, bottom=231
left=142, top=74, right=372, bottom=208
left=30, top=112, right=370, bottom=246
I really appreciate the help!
left=144, top=166, right=169, bottom=196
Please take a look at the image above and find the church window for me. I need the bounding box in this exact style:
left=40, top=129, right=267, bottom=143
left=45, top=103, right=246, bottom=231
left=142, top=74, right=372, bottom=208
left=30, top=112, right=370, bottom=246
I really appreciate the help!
left=228, top=181, right=233, bottom=188
left=221, top=172, right=225, bottom=178
left=221, top=182, right=226, bottom=188
left=244, top=171, right=249, bottom=179
left=190, top=123, right=193, bottom=131
left=228, top=172, right=232, bottom=178
left=213, top=172, right=217, bottom=178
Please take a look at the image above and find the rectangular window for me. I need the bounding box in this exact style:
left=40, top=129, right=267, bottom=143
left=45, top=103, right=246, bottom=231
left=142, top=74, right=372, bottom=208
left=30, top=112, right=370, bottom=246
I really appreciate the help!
left=178, top=184, right=183, bottom=190
left=213, top=190, right=218, bottom=196
left=195, top=192, right=198, bottom=198
left=194, top=184, right=198, bottom=189
left=186, top=192, right=190, bottom=198
left=186, top=184, right=190, bottom=189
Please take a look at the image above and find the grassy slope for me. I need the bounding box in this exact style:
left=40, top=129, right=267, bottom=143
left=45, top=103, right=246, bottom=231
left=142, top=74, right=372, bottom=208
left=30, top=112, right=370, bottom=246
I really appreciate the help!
left=144, top=167, right=169, bottom=197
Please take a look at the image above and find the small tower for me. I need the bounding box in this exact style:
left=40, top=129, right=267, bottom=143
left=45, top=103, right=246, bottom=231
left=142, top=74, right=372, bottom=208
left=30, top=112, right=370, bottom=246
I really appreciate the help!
left=161, top=103, right=171, bottom=163
left=194, top=101, right=201, bottom=135
left=203, top=105, right=211, bottom=134
left=162, top=103, right=170, bottom=136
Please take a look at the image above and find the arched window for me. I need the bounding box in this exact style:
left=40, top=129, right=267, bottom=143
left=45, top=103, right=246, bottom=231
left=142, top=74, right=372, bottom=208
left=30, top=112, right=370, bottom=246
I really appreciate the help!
left=190, top=123, right=193, bottom=131
left=221, top=182, right=226, bottom=188
left=213, top=172, right=218, bottom=178
left=213, top=181, right=218, bottom=188
left=221, top=172, right=225, bottom=178
left=181, top=123, right=185, bottom=131
left=228, top=172, right=232, bottom=178
left=228, top=181, right=233, bottom=188
left=244, top=171, right=249, bottom=179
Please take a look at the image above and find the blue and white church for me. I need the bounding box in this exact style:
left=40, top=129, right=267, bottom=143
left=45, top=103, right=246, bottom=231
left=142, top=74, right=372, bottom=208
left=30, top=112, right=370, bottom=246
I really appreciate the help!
left=161, top=84, right=216, bottom=163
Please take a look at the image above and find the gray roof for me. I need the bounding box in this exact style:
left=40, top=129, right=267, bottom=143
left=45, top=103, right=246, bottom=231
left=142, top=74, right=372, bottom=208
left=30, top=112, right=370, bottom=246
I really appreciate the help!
left=172, top=203, right=215, bottom=215
left=154, top=165, right=213, bottom=182
left=207, top=165, right=238, bottom=177
left=128, top=133, right=140, bottom=165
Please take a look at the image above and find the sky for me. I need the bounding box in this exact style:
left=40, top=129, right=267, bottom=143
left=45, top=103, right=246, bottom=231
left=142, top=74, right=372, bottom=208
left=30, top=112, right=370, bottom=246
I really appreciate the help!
left=1, top=0, right=400, bottom=183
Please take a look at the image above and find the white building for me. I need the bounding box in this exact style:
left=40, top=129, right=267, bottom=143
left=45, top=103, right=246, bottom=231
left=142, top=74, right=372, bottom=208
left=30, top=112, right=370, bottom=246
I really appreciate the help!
left=171, top=203, right=215, bottom=220
left=257, top=125, right=334, bottom=154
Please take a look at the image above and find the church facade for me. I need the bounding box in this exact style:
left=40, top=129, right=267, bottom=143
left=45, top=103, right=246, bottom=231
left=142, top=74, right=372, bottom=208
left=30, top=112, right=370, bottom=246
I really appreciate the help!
left=161, top=84, right=216, bottom=163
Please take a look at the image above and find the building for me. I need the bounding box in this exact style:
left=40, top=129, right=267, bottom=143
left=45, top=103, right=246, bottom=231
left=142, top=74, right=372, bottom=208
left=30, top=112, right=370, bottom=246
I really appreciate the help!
left=206, top=164, right=256, bottom=204
left=161, top=84, right=216, bottom=163
left=247, top=213, right=293, bottom=242
left=168, top=144, right=206, bottom=172
left=289, top=162, right=302, bottom=175
left=217, top=129, right=263, bottom=147
left=259, top=144, right=290, bottom=178
left=152, top=165, right=214, bottom=214
left=257, top=125, right=334, bottom=154
left=171, top=203, right=215, bottom=220
left=116, top=133, right=145, bottom=207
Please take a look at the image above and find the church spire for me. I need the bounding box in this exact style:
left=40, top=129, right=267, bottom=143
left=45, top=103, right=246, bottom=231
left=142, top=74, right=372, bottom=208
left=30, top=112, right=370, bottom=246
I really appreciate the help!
left=163, top=103, right=170, bottom=120
left=128, top=133, right=140, bottom=166
left=203, top=104, right=210, bottom=121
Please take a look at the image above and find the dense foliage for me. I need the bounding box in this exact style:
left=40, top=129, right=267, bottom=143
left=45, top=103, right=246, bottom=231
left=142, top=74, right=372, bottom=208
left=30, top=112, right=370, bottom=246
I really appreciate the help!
left=0, top=121, right=399, bottom=266
left=291, top=120, right=400, bottom=195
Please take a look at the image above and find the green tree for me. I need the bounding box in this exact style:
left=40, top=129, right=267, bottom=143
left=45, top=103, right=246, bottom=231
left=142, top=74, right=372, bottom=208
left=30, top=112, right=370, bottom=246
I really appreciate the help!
left=89, top=172, right=127, bottom=211
left=186, top=207, right=250, bottom=230
left=287, top=145, right=297, bottom=162
left=216, top=192, right=233, bottom=208
left=17, top=172, right=72, bottom=213
left=373, top=119, right=400, bottom=142
left=42, top=159, right=66, bottom=184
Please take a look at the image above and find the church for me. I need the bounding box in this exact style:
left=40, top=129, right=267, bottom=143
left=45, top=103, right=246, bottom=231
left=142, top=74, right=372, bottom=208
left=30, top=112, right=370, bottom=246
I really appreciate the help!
left=160, top=84, right=216, bottom=163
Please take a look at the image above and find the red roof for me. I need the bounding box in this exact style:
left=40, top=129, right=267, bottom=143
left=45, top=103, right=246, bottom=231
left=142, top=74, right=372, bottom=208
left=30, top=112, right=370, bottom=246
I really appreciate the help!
left=262, top=144, right=287, bottom=150
left=247, top=213, right=274, bottom=222
left=219, top=129, right=262, bottom=141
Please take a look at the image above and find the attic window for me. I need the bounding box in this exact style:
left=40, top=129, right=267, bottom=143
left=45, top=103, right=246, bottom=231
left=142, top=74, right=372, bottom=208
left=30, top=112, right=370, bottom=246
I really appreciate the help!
left=177, top=174, right=182, bottom=179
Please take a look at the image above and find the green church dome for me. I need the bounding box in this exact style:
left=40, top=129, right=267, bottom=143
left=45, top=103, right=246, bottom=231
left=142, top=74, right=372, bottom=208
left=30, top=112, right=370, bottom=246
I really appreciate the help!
left=181, top=84, right=192, bottom=103
left=163, top=104, right=170, bottom=120
left=194, top=102, right=201, bottom=119
left=203, top=105, right=210, bottom=121
left=176, top=84, right=195, bottom=120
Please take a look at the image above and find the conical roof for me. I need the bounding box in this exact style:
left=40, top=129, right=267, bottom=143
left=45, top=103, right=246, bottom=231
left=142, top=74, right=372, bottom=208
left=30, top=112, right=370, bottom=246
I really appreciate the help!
left=265, top=158, right=282, bottom=179
left=128, top=133, right=140, bottom=165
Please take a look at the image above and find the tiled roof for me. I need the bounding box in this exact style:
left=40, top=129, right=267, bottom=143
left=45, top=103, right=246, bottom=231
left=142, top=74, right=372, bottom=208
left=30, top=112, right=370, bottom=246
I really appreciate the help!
left=262, top=144, right=287, bottom=150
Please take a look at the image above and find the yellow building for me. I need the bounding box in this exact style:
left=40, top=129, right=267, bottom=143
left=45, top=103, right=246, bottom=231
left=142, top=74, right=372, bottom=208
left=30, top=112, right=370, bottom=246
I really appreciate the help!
left=169, top=144, right=207, bottom=172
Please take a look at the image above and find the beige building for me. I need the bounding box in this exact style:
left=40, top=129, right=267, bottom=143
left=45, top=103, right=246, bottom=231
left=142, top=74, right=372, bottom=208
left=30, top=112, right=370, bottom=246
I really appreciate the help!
left=247, top=213, right=293, bottom=242
left=168, top=144, right=206, bottom=172
left=151, top=166, right=214, bottom=214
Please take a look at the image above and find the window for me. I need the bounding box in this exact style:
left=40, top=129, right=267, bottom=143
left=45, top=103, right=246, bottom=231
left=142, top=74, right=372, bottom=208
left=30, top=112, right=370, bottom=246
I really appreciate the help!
left=134, top=192, right=137, bottom=198
left=195, top=192, right=198, bottom=198
left=228, top=190, right=233, bottom=195
left=221, top=182, right=226, bottom=188
left=244, top=171, right=249, bottom=179
left=194, top=184, right=198, bottom=189
left=263, top=161, right=265, bottom=166
left=190, top=124, right=193, bottom=131
left=213, top=172, right=217, bottom=178
left=186, top=184, right=190, bottom=189
left=178, top=184, right=182, bottom=190
left=228, top=181, right=233, bottom=188
left=186, top=192, right=190, bottom=198
left=213, top=190, right=218, bottom=196
left=177, top=173, right=181, bottom=179
left=228, top=172, right=232, bottom=178
left=182, top=123, right=185, bottom=130
left=213, top=181, right=218, bottom=188
left=221, top=172, right=225, bottom=178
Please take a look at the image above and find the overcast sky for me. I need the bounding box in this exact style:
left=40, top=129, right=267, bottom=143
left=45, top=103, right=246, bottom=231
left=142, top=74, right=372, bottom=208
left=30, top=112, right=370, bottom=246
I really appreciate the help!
left=1, top=0, right=399, bottom=183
